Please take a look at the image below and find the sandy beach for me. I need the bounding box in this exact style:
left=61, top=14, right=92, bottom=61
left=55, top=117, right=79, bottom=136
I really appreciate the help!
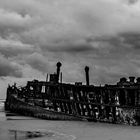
left=1, top=109, right=140, bottom=140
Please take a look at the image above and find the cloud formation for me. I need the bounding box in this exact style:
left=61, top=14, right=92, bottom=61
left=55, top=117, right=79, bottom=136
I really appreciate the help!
left=25, top=52, right=54, bottom=73
left=0, top=54, right=22, bottom=77
left=0, top=0, right=140, bottom=85
left=0, top=37, right=34, bottom=57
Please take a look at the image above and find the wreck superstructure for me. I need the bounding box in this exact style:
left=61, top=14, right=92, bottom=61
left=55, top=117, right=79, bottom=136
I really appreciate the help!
left=5, top=62, right=140, bottom=125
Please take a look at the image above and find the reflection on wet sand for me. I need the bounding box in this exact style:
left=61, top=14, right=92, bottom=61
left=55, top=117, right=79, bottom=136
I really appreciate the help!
left=9, top=129, right=54, bottom=140
left=9, top=129, right=76, bottom=140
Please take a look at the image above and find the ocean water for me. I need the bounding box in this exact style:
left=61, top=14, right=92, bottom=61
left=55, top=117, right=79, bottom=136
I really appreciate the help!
left=0, top=100, right=140, bottom=140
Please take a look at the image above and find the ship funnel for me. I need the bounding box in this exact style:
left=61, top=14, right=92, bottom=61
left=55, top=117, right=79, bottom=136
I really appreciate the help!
left=136, top=77, right=140, bottom=84
left=56, top=62, right=62, bottom=83
left=85, top=66, right=89, bottom=86
left=129, top=76, right=135, bottom=83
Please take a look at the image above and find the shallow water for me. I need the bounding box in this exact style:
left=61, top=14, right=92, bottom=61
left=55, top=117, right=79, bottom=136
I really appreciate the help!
left=0, top=100, right=140, bottom=140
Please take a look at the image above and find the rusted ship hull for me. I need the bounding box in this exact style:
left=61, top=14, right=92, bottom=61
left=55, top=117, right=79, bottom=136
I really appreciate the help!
left=4, top=62, right=140, bottom=125
left=5, top=81, right=140, bottom=125
left=5, top=93, right=85, bottom=121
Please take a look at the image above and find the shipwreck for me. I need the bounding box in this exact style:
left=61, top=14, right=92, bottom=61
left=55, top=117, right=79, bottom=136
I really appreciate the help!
left=5, top=62, right=140, bottom=125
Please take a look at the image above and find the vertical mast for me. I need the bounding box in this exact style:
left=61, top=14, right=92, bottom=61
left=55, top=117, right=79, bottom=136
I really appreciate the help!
left=56, top=62, right=62, bottom=83
left=85, top=66, right=89, bottom=86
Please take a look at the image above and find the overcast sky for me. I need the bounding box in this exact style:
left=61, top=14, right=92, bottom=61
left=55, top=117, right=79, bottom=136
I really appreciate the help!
left=0, top=0, right=140, bottom=98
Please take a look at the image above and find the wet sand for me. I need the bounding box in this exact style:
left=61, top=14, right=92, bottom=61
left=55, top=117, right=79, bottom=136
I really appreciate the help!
left=0, top=102, right=140, bottom=140
left=1, top=113, right=140, bottom=140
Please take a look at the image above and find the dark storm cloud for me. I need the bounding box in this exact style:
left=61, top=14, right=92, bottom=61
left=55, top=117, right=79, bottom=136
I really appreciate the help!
left=125, top=0, right=138, bottom=4
left=130, top=0, right=138, bottom=4
left=0, top=0, right=140, bottom=84
left=0, top=8, right=32, bottom=38
left=120, top=33, right=140, bottom=49
left=93, top=33, right=140, bottom=55
left=0, top=54, right=22, bottom=77
left=0, top=37, right=34, bottom=57
left=40, top=39, right=94, bottom=53
left=25, top=53, right=53, bottom=74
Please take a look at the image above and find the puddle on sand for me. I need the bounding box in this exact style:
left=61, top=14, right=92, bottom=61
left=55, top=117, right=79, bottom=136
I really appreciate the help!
left=9, top=129, right=76, bottom=140
left=9, top=130, right=54, bottom=140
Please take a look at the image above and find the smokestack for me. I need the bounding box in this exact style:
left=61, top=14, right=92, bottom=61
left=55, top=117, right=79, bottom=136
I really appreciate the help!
left=46, top=74, right=48, bottom=82
left=129, top=76, right=135, bottom=83
left=85, top=66, right=89, bottom=86
left=56, top=62, right=62, bottom=83
left=60, top=72, right=62, bottom=83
